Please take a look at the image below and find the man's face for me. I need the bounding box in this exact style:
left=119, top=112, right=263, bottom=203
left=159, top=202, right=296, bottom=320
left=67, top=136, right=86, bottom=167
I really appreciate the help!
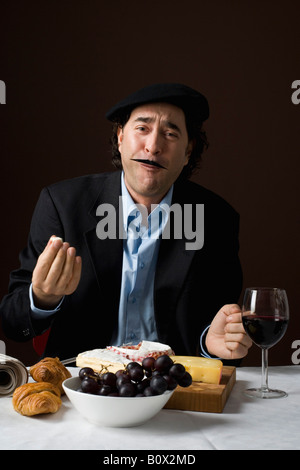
left=117, top=102, right=193, bottom=206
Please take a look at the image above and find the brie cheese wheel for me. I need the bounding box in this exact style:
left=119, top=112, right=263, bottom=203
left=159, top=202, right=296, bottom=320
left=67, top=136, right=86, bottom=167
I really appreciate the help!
left=76, top=348, right=130, bottom=373
left=76, top=341, right=174, bottom=373
left=107, top=341, right=173, bottom=361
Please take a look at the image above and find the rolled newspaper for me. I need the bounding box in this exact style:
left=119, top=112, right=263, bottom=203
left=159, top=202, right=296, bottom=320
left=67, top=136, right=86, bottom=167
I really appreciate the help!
left=0, top=354, right=28, bottom=396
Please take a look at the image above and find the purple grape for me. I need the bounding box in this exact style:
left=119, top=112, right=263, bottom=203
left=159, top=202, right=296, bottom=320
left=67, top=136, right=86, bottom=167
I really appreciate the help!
left=115, top=369, right=127, bottom=378
left=81, top=377, right=100, bottom=394
left=116, top=374, right=131, bottom=389
left=143, top=387, right=155, bottom=396
left=79, top=367, right=96, bottom=380
left=150, top=375, right=168, bottom=395
left=128, top=364, right=144, bottom=382
left=126, top=361, right=141, bottom=371
left=136, top=378, right=150, bottom=393
left=152, top=369, right=162, bottom=377
left=177, top=371, right=192, bottom=387
left=119, top=382, right=136, bottom=397
left=169, top=363, right=186, bottom=380
left=102, top=372, right=117, bottom=388
left=98, top=384, right=112, bottom=395
left=142, top=356, right=156, bottom=372
left=163, top=374, right=178, bottom=390
left=154, top=355, right=173, bottom=373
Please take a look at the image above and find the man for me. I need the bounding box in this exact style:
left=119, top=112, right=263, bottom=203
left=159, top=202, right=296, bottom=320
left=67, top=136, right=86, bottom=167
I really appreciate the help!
left=0, top=83, right=251, bottom=362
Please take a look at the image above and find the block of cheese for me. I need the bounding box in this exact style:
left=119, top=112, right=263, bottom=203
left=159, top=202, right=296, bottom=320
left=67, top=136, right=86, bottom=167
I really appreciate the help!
left=76, top=341, right=174, bottom=374
left=170, top=356, right=223, bottom=384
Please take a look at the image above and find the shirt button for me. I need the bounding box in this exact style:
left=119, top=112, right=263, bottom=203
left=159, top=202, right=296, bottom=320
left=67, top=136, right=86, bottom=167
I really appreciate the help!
left=140, top=262, right=145, bottom=269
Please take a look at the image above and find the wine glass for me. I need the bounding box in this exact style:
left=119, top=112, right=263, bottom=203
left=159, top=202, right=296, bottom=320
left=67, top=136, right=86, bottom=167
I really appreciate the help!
left=242, top=287, right=289, bottom=398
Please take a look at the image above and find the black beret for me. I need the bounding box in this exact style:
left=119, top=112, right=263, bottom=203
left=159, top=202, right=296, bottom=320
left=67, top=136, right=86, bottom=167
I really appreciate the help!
left=105, top=83, right=209, bottom=123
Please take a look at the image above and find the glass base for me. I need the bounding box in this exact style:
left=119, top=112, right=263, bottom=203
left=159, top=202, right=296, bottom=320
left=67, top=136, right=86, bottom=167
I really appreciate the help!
left=244, top=387, right=288, bottom=399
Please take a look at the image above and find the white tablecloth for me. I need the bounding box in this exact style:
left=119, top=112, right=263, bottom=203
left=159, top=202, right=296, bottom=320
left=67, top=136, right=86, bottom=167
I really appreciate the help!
left=1, top=366, right=299, bottom=451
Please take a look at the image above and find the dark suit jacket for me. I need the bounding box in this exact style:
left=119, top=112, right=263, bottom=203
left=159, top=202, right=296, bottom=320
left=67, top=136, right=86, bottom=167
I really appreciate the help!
left=0, top=171, right=243, bottom=360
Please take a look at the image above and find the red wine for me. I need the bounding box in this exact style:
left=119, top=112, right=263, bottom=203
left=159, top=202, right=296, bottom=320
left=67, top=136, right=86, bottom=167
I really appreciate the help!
left=242, top=315, right=288, bottom=349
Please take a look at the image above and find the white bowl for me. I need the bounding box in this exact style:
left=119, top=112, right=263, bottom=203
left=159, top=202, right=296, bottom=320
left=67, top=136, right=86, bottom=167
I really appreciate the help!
left=63, top=376, right=174, bottom=427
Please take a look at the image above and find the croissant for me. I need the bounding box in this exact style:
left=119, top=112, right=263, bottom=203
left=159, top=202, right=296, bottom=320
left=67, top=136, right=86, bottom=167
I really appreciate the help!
left=12, top=382, right=62, bottom=416
left=30, top=357, right=71, bottom=394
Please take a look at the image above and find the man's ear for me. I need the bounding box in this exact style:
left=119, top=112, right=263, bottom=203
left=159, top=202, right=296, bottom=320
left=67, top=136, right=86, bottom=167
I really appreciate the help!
left=117, top=125, right=123, bottom=149
left=184, top=139, right=195, bottom=164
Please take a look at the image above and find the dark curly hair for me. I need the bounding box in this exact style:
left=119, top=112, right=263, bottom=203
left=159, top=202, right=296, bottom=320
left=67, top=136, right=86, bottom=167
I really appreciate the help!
left=109, top=111, right=209, bottom=181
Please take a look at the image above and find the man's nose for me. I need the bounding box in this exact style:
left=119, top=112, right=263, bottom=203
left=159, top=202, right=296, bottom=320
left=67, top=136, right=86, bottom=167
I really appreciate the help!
left=145, top=131, right=162, bottom=155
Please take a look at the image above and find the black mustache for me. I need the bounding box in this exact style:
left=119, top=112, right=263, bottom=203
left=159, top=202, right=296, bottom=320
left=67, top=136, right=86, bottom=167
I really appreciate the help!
left=131, top=158, right=166, bottom=169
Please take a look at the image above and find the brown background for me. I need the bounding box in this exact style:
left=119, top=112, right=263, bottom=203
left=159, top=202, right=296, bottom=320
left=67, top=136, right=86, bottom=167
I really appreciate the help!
left=0, top=0, right=299, bottom=366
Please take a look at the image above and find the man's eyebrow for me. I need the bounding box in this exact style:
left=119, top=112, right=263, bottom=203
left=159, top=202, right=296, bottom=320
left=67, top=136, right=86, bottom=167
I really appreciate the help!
left=134, top=116, right=154, bottom=124
left=164, top=120, right=182, bottom=134
left=133, top=116, right=182, bottom=134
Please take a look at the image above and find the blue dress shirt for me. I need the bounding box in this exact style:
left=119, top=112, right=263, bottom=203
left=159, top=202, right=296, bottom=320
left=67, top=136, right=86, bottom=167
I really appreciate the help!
left=110, top=173, right=173, bottom=345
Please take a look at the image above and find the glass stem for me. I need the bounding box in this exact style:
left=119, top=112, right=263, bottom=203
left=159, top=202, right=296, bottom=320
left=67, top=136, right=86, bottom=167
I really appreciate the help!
left=261, top=348, right=269, bottom=392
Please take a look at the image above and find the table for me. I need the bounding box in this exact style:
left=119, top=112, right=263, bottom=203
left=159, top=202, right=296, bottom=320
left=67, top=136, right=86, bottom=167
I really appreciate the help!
left=1, top=366, right=299, bottom=451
